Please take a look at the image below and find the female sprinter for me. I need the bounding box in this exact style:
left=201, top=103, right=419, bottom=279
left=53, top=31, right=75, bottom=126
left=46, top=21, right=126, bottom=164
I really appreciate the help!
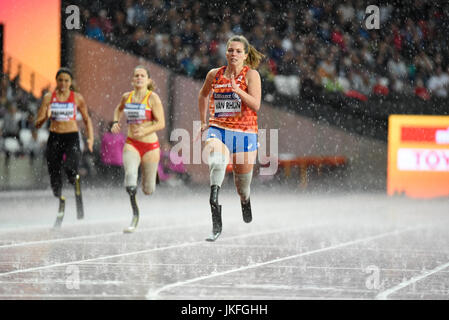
left=111, top=66, right=165, bottom=233
left=35, top=67, right=94, bottom=228
left=198, top=35, right=264, bottom=241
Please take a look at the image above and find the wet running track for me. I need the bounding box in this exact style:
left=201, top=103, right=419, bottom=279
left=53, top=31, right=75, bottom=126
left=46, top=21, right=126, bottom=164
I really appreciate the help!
left=0, top=186, right=448, bottom=300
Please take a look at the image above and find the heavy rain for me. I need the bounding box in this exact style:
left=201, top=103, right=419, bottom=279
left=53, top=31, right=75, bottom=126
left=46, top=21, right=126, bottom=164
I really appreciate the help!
left=0, top=0, right=448, bottom=307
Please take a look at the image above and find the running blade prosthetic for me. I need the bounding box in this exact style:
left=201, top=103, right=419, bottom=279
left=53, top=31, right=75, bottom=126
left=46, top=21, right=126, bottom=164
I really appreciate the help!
left=241, top=198, right=252, bottom=223
left=124, top=187, right=139, bottom=233
left=206, top=185, right=222, bottom=241
left=206, top=204, right=222, bottom=242
left=123, top=214, right=139, bottom=233
left=53, top=196, right=66, bottom=228
left=75, top=175, right=84, bottom=220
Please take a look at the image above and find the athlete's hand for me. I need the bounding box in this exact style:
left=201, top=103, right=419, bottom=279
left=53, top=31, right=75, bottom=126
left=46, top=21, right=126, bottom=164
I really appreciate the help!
left=194, top=123, right=207, bottom=142
left=230, top=73, right=239, bottom=93
left=111, top=122, right=121, bottom=134
left=87, top=138, right=94, bottom=153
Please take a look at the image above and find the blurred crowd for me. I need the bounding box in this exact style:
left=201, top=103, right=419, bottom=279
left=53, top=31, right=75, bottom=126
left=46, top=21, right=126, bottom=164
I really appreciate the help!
left=71, top=0, right=449, bottom=101
left=2, top=0, right=449, bottom=180
left=0, top=73, right=48, bottom=165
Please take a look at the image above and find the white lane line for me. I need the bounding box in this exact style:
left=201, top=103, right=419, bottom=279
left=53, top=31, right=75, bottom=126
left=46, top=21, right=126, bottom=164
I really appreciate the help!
left=0, top=217, right=140, bottom=233
left=146, top=226, right=422, bottom=299
left=0, top=210, right=307, bottom=248
left=0, top=242, right=202, bottom=277
left=0, top=224, right=321, bottom=277
left=376, top=260, right=449, bottom=300
left=0, top=222, right=209, bottom=249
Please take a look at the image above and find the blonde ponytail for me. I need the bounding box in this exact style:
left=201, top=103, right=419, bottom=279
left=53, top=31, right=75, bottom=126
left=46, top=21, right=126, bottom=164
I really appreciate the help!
left=227, top=35, right=265, bottom=69
left=246, top=44, right=265, bottom=69
left=147, top=78, right=155, bottom=91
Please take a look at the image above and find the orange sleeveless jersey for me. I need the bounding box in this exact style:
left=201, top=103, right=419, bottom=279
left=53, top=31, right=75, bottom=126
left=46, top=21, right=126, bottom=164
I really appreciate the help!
left=208, top=66, right=258, bottom=133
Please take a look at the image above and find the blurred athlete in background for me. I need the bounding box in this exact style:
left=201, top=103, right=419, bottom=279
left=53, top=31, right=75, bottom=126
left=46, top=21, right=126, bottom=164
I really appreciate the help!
left=111, top=65, right=165, bottom=233
left=35, top=67, right=94, bottom=228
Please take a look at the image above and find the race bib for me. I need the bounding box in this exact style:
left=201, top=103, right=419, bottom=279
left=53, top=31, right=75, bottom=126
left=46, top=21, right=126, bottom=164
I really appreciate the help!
left=50, top=102, right=75, bottom=121
left=124, top=103, right=146, bottom=123
left=214, top=92, right=241, bottom=117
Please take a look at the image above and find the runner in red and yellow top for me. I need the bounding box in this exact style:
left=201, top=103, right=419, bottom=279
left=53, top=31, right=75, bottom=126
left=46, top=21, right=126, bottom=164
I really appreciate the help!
left=111, top=65, right=165, bottom=233
left=198, top=35, right=264, bottom=241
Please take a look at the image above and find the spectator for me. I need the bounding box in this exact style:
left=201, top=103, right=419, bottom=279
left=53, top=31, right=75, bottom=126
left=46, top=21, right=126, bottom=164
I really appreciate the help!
left=195, top=55, right=211, bottom=80
left=124, top=0, right=137, bottom=26
left=360, top=70, right=375, bottom=95
left=129, top=0, right=148, bottom=27
left=300, top=65, right=323, bottom=102
left=95, top=9, right=112, bottom=41
left=317, top=21, right=331, bottom=43
left=63, top=0, right=449, bottom=102
left=391, top=23, right=403, bottom=52
left=281, top=33, right=297, bottom=52
left=309, top=0, right=323, bottom=21
left=344, top=69, right=370, bottom=100
left=85, top=17, right=105, bottom=42
left=414, top=50, right=434, bottom=80
left=414, top=78, right=431, bottom=100
left=19, top=112, right=40, bottom=163
left=427, top=65, right=449, bottom=98
left=112, top=10, right=133, bottom=48
left=2, top=101, right=22, bottom=164
left=127, top=26, right=148, bottom=56
left=277, top=50, right=300, bottom=76
left=270, top=37, right=286, bottom=66
left=331, top=26, right=346, bottom=51
left=0, top=75, right=13, bottom=105
left=388, top=51, right=408, bottom=80
left=360, top=43, right=375, bottom=68
left=317, top=51, right=337, bottom=84
left=337, top=1, right=355, bottom=29
left=2, top=102, right=21, bottom=140
left=374, top=41, right=391, bottom=76
left=372, top=77, right=390, bottom=96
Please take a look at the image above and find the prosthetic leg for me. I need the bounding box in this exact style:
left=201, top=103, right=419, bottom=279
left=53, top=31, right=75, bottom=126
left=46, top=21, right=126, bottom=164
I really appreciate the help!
left=123, top=186, right=139, bottom=233
left=53, top=196, right=66, bottom=228
left=234, top=171, right=253, bottom=223
left=206, top=185, right=222, bottom=242
left=241, top=198, right=252, bottom=223
left=75, top=175, right=84, bottom=220
left=205, top=151, right=228, bottom=242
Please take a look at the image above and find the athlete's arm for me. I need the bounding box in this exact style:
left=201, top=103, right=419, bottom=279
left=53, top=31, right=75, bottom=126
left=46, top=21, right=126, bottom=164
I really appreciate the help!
left=131, top=92, right=165, bottom=138
left=198, top=68, right=219, bottom=130
left=35, top=93, right=52, bottom=129
left=76, top=93, right=94, bottom=152
left=230, top=69, right=262, bottom=112
left=111, top=93, right=129, bottom=134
